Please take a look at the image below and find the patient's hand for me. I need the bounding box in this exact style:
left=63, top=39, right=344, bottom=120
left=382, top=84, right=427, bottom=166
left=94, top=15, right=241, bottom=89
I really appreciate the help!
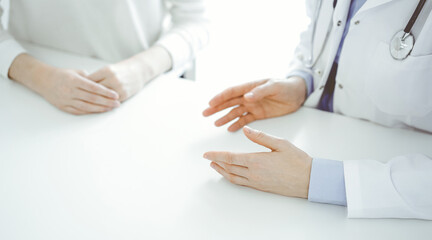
left=8, top=54, right=120, bottom=115
left=203, top=126, right=312, bottom=199
left=203, top=77, right=307, bottom=132
left=88, top=46, right=172, bottom=102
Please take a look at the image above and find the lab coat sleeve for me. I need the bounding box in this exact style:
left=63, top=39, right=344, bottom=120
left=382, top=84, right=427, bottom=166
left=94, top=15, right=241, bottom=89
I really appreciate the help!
left=286, top=0, right=316, bottom=82
left=0, top=3, right=26, bottom=80
left=344, top=154, right=432, bottom=220
left=155, top=0, right=210, bottom=72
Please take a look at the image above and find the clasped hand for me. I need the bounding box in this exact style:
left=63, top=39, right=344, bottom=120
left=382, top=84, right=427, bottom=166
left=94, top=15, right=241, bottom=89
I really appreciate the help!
left=10, top=46, right=172, bottom=115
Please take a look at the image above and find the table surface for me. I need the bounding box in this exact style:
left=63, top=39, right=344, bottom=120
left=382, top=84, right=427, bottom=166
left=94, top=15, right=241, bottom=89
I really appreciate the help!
left=1, top=43, right=432, bottom=240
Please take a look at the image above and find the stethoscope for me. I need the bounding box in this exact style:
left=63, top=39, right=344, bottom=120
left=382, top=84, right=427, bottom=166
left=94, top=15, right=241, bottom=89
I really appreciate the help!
left=307, top=0, right=428, bottom=66
left=390, top=0, right=427, bottom=60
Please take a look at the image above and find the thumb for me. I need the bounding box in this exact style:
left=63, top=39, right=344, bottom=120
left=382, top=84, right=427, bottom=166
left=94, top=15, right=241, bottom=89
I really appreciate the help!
left=243, top=126, right=285, bottom=151
left=87, top=68, right=106, bottom=82
left=243, top=80, right=276, bottom=102
left=76, top=69, right=89, bottom=78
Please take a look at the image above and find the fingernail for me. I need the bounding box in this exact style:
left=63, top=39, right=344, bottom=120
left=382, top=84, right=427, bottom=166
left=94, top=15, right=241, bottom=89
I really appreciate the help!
left=244, top=92, right=253, bottom=98
left=244, top=126, right=252, bottom=134
left=210, top=162, right=216, bottom=169
left=203, top=153, right=209, bottom=159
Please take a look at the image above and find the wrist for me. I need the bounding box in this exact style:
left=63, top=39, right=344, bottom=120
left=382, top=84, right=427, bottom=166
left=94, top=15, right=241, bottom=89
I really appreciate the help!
left=287, top=76, right=307, bottom=106
left=133, top=46, right=172, bottom=81
left=9, top=54, right=55, bottom=94
left=303, top=156, right=313, bottom=198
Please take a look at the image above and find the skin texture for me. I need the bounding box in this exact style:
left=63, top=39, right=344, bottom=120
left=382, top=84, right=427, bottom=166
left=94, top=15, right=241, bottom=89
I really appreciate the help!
left=202, top=77, right=307, bottom=132
left=203, top=77, right=313, bottom=198
left=9, top=54, right=120, bottom=115
left=203, top=126, right=313, bottom=198
left=8, top=46, right=172, bottom=114
left=88, top=46, right=172, bottom=102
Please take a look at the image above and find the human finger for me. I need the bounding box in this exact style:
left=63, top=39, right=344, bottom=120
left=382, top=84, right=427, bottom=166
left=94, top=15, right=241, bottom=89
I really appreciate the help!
left=63, top=106, right=86, bottom=115
left=76, top=69, right=89, bottom=78
left=244, top=80, right=278, bottom=102
left=203, top=151, right=248, bottom=166
left=74, top=88, right=121, bottom=108
left=242, top=126, right=285, bottom=151
left=210, top=162, right=249, bottom=186
left=215, top=161, right=249, bottom=178
left=202, top=97, right=243, bottom=117
left=88, top=68, right=109, bottom=82
left=208, top=80, right=267, bottom=107
left=72, top=99, right=113, bottom=113
left=214, top=106, right=247, bottom=127
left=227, top=113, right=255, bottom=132
left=79, top=78, right=119, bottom=100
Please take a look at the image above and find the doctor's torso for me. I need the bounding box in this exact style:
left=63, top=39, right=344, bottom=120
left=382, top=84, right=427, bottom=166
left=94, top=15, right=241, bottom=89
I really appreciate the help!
left=7, top=0, right=167, bottom=62
left=305, top=0, right=432, bottom=132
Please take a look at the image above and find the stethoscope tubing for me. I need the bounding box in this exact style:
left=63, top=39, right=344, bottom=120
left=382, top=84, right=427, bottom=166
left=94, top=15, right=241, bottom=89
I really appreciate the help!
left=308, top=0, right=428, bottom=64
left=404, top=0, right=427, bottom=35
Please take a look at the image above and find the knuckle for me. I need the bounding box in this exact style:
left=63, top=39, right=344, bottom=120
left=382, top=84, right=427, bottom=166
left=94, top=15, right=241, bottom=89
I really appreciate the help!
left=238, top=117, right=246, bottom=126
left=227, top=175, right=236, bottom=184
left=105, top=66, right=115, bottom=75
left=255, top=130, right=265, bottom=139
left=64, top=74, right=75, bottom=83
left=275, top=138, right=288, bottom=148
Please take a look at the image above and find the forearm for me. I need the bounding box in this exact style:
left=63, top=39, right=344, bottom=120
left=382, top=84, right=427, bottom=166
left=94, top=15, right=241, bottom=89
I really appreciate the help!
left=126, top=46, right=173, bottom=83
left=8, top=53, right=54, bottom=95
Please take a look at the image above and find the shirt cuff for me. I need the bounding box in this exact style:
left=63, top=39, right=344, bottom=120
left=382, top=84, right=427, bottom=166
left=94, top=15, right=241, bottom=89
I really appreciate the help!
left=287, top=70, right=314, bottom=97
left=308, top=158, right=347, bottom=206
left=156, top=32, right=192, bottom=72
left=0, top=38, right=26, bottom=79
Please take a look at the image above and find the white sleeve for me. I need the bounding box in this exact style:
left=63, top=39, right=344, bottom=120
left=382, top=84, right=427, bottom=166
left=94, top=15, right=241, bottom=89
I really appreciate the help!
left=344, top=154, right=432, bottom=220
left=287, top=0, right=316, bottom=77
left=155, top=0, right=210, bottom=71
left=0, top=1, right=26, bottom=79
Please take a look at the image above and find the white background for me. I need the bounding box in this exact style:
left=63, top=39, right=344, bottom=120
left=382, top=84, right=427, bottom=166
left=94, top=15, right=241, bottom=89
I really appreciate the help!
left=196, top=1, right=308, bottom=85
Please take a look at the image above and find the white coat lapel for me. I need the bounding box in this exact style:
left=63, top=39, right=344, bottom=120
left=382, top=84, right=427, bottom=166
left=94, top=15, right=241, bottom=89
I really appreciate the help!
left=312, top=0, right=351, bottom=64
left=356, top=0, right=396, bottom=15
left=312, top=0, right=335, bottom=64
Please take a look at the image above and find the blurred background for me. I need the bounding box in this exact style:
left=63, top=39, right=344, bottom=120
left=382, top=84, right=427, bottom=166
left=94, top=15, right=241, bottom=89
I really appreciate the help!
left=196, top=1, right=309, bottom=86
left=1, top=0, right=309, bottom=86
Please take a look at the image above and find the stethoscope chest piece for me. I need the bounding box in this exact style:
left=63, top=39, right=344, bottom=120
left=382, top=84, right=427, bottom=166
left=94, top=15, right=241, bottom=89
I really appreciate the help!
left=390, top=30, right=414, bottom=60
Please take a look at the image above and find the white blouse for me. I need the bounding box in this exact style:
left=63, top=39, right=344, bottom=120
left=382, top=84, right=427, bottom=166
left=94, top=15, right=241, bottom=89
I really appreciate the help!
left=0, top=0, right=209, bottom=78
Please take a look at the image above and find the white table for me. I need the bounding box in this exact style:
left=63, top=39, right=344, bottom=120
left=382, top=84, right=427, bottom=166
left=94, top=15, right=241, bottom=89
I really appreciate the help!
left=1, top=44, right=432, bottom=240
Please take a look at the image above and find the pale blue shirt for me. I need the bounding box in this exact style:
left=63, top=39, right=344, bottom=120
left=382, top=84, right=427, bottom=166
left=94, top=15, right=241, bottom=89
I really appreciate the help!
left=289, top=0, right=367, bottom=206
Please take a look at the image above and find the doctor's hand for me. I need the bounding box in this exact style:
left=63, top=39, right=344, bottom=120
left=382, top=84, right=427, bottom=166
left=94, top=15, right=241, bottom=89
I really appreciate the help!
left=203, top=126, right=312, bottom=198
left=203, top=77, right=307, bottom=132
left=8, top=54, right=120, bottom=115
left=88, top=46, right=172, bottom=102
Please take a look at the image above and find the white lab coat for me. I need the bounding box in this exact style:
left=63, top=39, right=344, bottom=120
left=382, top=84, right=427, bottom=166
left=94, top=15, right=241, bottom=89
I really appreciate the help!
left=290, top=0, right=432, bottom=219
